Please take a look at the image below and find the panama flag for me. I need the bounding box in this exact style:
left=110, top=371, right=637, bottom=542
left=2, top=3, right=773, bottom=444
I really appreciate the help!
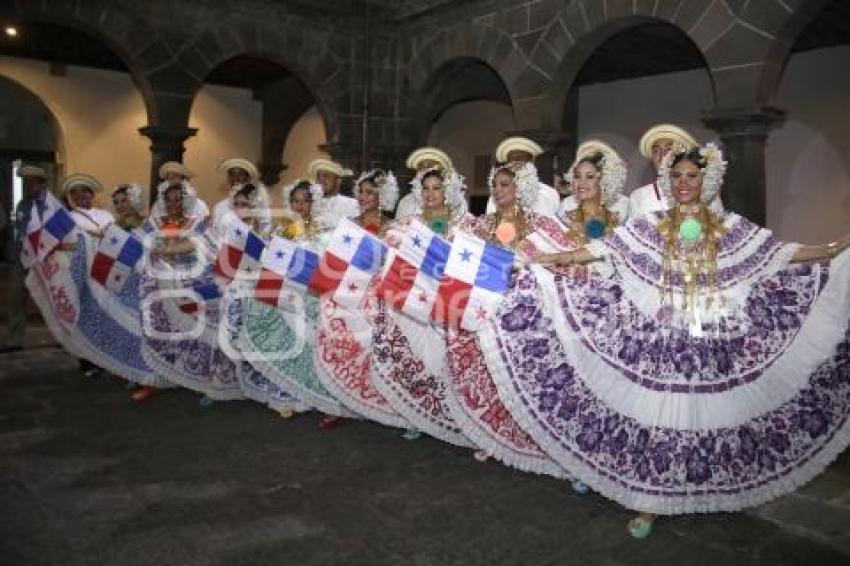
left=432, top=231, right=514, bottom=331
left=20, top=202, right=43, bottom=268
left=213, top=219, right=266, bottom=282
left=89, top=224, right=145, bottom=291
left=308, top=218, right=387, bottom=308
left=178, top=281, right=223, bottom=314
left=254, top=236, right=320, bottom=310
left=37, top=196, right=77, bottom=261
left=376, top=219, right=450, bottom=322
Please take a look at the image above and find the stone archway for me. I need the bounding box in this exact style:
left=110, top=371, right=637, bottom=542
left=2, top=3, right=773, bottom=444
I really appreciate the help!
left=0, top=75, right=63, bottom=261
left=185, top=54, right=324, bottom=200
left=400, top=23, right=526, bottom=148
left=416, top=57, right=513, bottom=147
left=549, top=19, right=715, bottom=193
left=547, top=15, right=717, bottom=136
left=762, top=0, right=850, bottom=241
left=412, top=57, right=516, bottom=211
left=0, top=75, right=64, bottom=169
left=756, top=0, right=834, bottom=105
left=162, top=18, right=349, bottom=147
left=7, top=0, right=159, bottom=124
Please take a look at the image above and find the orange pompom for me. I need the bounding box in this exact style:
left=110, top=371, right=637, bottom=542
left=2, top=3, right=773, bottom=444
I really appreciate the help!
left=161, top=221, right=182, bottom=237
left=495, top=222, right=516, bottom=245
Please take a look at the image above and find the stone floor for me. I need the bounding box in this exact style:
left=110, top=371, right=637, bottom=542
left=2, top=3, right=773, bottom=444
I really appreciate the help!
left=1, top=337, right=849, bottom=566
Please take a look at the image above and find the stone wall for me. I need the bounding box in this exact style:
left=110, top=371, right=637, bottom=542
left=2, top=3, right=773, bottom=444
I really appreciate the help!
left=3, top=0, right=838, bottom=221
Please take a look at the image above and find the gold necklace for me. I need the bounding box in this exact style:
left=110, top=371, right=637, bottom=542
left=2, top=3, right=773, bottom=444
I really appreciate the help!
left=422, top=206, right=451, bottom=235
left=657, top=204, right=726, bottom=328
left=488, top=204, right=528, bottom=248
left=358, top=211, right=385, bottom=236
left=567, top=199, right=616, bottom=244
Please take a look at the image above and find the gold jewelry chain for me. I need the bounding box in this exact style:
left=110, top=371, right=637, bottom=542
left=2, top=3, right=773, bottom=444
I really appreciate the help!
left=657, top=205, right=726, bottom=314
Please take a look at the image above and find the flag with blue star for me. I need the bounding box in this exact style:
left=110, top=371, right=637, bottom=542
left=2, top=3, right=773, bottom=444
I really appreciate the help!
left=376, top=218, right=450, bottom=322
left=255, top=235, right=319, bottom=310
left=213, top=218, right=266, bottom=282
left=90, top=223, right=145, bottom=291
left=308, top=218, right=387, bottom=308
left=433, top=231, right=514, bottom=331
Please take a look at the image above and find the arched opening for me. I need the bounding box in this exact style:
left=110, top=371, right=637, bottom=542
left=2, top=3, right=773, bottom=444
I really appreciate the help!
left=766, top=0, right=850, bottom=242
left=0, top=20, right=149, bottom=208
left=557, top=21, right=715, bottom=194
left=185, top=55, right=327, bottom=208
left=0, top=76, right=61, bottom=261
left=419, top=58, right=514, bottom=215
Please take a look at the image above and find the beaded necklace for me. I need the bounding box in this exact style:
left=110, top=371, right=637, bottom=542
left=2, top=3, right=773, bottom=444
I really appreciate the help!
left=565, top=200, right=617, bottom=244
left=656, top=203, right=727, bottom=332
left=421, top=205, right=451, bottom=236
left=484, top=204, right=530, bottom=249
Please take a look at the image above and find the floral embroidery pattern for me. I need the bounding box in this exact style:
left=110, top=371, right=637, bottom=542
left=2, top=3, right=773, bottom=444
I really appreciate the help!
left=555, top=261, right=826, bottom=391
left=372, top=301, right=466, bottom=441
left=492, top=269, right=850, bottom=501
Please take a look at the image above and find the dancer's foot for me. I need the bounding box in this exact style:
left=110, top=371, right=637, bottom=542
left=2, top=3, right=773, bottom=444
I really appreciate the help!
left=279, top=407, right=295, bottom=419
left=401, top=429, right=421, bottom=441
left=131, top=386, right=158, bottom=403
left=473, top=449, right=491, bottom=462
left=199, top=395, right=214, bottom=408
left=627, top=513, right=655, bottom=539
left=571, top=479, right=590, bottom=495
left=318, top=415, right=345, bottom=430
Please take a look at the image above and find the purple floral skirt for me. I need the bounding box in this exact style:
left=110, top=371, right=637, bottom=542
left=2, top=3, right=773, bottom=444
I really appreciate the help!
left=481, top=262, right=850, bottom=514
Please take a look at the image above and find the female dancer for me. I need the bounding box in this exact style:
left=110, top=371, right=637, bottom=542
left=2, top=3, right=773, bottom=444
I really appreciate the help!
left=482, top=144, right=850, bottom=537
left=371, top=168, right=474, bottom=445
left=444, top=161, right=574, bottom=477
left=238, top=180, right=351, bottom=421
left=313, top=170, right=412, bottom=431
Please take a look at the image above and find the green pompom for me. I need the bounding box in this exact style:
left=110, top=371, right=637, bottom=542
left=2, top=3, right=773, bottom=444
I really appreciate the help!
left=679, top=217, right=703, bottom=242
left=429, top=218, right=448, bottom=235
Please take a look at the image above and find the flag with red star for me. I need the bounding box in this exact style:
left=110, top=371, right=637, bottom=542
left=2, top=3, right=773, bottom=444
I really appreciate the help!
left=308, top=218, right=387, bottom=309
left=254, top=236, right=319, bottom=311
left=90, top=224, right=145, bottom=291
left=376, top=219, right=449, bottom=323
left=432, top=231, right=514, bottom=331
left=212, top=219, right=266, bottom=283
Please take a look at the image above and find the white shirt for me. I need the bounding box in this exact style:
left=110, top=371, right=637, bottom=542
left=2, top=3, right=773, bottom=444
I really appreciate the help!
left=70, top=208, right=114, bottom=233
left=486, top=182, right=560, bottom=216
left=395, top=193, right=418, bottom=221
left=196, top=198, right=210, bottom=220
left=322, top=193, right=360, bottom=226
left=212, top=198, right=236, bottom=240
left=628, top=182, right=668, bottom=218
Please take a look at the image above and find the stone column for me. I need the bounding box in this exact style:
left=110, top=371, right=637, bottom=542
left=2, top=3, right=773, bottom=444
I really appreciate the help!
left=138, top=125, right=198, bottom=201
left=701, top=106, right=786, bottom=226
left=256, top=75, right=315, bottom=186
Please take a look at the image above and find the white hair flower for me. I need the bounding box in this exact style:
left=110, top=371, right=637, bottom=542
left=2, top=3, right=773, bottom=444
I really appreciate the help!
left=657, top=142, right=727, bottom=209
left=564, top=140, right=628, bottom=206
left=354, top=169, right=399, bottom=212
left=488, top=161, right=539, bottom=211
left=410, top=168, right=468, bottom=219
left=110, top=183, right=145, bottom=212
